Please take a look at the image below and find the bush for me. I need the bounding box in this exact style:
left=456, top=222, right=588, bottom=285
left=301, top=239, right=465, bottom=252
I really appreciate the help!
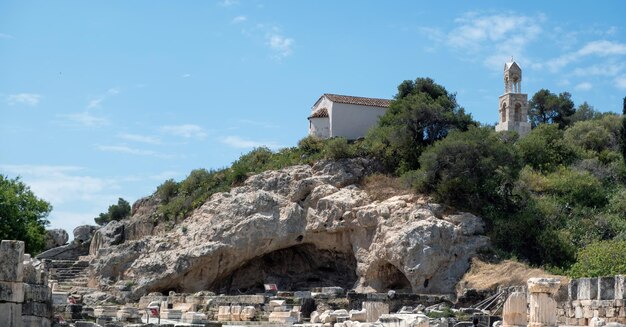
left=94, top=198, right=131, bottom=225
left=298, top=135, right=324, bottom=155
left=516, top=124, right=578, bottom=173
left=323, top=137, right=355, bottom=160
left=410, top=126, right=519, bottom=214
left=569, top=240, right=626, bottom=278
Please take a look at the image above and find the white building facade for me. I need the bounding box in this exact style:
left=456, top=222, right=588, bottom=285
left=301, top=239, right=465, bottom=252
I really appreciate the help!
left=307, top=94, right=391, bottom=140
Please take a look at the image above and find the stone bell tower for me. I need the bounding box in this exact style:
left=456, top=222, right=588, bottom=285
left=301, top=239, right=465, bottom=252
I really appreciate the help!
left=495, top=59, right=531, bottom=137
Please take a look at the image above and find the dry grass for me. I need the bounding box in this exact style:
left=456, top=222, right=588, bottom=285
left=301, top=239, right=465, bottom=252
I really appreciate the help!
left=456, top=258, right=568, bottom=296
left=361, top=173, right=412, bottom=201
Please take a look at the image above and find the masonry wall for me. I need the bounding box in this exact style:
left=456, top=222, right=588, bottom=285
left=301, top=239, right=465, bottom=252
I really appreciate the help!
left=0, top=240, right=52, bottom=327
left=330, top=103, right=387, bottom=140
left=557, top=276, right=626, bottom=326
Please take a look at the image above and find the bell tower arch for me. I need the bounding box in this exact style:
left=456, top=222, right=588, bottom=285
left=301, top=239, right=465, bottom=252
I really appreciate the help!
left=495, top=59, right=531, bottom=137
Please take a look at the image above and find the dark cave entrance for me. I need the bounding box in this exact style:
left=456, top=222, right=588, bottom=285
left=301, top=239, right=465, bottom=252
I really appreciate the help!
left=376, top=262, right=412, bottom=292
left=209, top=243, right=357, bottom=295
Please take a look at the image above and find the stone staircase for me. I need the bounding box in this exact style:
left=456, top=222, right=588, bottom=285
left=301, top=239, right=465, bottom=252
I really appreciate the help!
left=45, top=259, right=94, bottom=292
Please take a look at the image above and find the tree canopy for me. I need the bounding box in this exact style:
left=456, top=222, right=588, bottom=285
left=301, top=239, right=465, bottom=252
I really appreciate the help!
left=0, top=175, right=51, bottom=254
left=529, top=89, right=576, bottom=129
left=365, top=77, right=475, bottom=173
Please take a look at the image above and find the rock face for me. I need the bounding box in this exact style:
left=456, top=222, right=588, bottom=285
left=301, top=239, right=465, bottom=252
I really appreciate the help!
left=44, top=229, right=69, bottom=250
left=88, top=159, right=489, bottom=300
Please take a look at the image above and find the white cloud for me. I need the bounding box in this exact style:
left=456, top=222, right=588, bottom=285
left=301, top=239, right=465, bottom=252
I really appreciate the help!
left=96, top=145, right=171, bottom=158
left=232, top=15, right=247, bottom=24
left=0, top=164, right=113, bottom=205
left=219, top=0, right=238, bottom=6
left=118, top=133, right=161, bottom=144
left=62, top=112, right=108, bottom=126
left=545, top=40, right=626, bottom=72
left=615, top=76, right=626, bottom=90
left=267, top=34, right=294, bottom=59
left=6, top=93, right=41, bottom=106
left=86, top=87, right=120, bottom=109
left=574, top=82, right=593, bottom=91
left=161, top=124, right=207, bottom=139
left=422, top=12, right=544, bottom=70
left=572, top=62, right=626, bottom=77
left=220, top=135, right=282, bottom=149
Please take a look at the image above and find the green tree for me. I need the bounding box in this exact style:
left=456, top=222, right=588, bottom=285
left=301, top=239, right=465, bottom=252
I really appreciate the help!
left=0, top=175, right=51, bottom=254
left=365, top=77, right=475, bottom=173
left=569, top=102, right=604, bottom=123
left=94, top=197, right=131, bottom=225
left=408, top=126, right=519, bottom=214
left=569, top=239, right=626, bottom=278
left=529, top=89, right=576, bottom=129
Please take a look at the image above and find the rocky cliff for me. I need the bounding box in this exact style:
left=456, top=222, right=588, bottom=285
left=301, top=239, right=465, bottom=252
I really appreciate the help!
left=87, top=158, right=489, bottom=300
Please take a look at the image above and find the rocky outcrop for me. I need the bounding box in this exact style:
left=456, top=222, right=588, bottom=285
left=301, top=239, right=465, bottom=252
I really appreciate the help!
left=37, top=225, right=98, bottom=260
left=88, top=159, right=489, bottom=300
left=44, top=228, right=69, bottom=250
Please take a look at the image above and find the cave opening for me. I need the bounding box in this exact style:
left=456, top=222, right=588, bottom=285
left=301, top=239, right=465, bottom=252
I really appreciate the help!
left=376, top=262, right=412, bottom=293
left=209, top=243, right=357, bottom=295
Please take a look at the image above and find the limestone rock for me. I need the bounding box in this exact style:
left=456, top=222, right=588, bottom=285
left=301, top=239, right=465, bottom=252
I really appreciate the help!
left=88, top=159, right=489, bottom=300
left=73, top=225, right=98, bottom=243
left=44, top=229, right=68, bottom=250
left=89, top=220, right=125, bottom=256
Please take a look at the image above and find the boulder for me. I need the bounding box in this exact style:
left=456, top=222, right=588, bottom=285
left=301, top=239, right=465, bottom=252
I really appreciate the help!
left=73, top=225, right=98, bottom=243
left=45, top=229, right=69, bottom=250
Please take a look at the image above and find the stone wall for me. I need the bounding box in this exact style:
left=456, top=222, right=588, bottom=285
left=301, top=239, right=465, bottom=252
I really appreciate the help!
left=347, top=292, right=452, bottom=313
left=557, top=276, right=626, bottom=326
left=0, top=240, right=53, bottom=327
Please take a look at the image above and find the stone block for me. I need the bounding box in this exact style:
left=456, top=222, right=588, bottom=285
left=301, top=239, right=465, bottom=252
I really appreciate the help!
left=319, top=310, right=334, bottom=323
left=616, top=276, right=626, bottom=300
left=181, top=311, right=208, bottom=324
left=567, top=279, right=578, bottom=301
left=240, top=306, right=256, bottom=321
left=75, top=322, right=99, bottom=327
left=578, top=278, right=599, bottom=300
left=217, top=306, right=231, bottom=321
left=22, top=315, right=51, bottom=327
left=363, top=301, right=389, bottom=323
left=23, top=301, right=51, bottom=317
left=0, top=280, right=24, bottom=302
left=231, top=305, right=242, bottom=321
left=94, top=305, right=118, bottom=318
left=584, top=306, right=594, bottom=318
left=21, top=263, right=37, bottom=285
left=600, top=277, right=616, bottom=300
left=566, top=317, right=578, bottom=325
left=269, top=310, right=300, bottom=323
left=0, top=240, right=25, bottom=282
left=607, top=307, right=616, bottom=318
left=116, top=307, right=140, bottom=321
left=350, top=309, right=367, bottom=322
left=502, top=291, right=527, bottom=327
left=51, top=291, right=68, bottom=305
left=311, top=310, right=321, bottom=323
left=23, top=284, right=50, bottom=303
left=160, top=309, right=182, bottom=319
left=0, top=302, right=22, bottom=327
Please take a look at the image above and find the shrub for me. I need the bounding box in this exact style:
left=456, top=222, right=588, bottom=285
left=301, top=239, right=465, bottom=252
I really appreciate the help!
left=569, top=239, right=626, bottom=278
left=156, top=179, right=178, bottom=201
left=323, top=137, right=355, bottom=160
left=94, top=198, right=131, bottom=225
left=516, top=124, right=578, bottom=173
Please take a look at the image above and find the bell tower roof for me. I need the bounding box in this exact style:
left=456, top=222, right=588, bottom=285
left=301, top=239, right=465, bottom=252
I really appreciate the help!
left=504, top=61, right=521, bottom=72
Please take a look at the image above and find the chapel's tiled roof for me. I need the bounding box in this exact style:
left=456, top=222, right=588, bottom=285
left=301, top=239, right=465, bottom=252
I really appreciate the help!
left=308, top=107, right=329, bottom=119
left=324, top=93, right=391, bottom=108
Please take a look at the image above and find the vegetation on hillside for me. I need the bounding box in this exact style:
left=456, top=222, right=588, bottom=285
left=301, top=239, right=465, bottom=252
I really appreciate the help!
left=0, top=175, right=51, bottom=254
left=94, top=198, right=131, bottom=225
left=95, top=76, right=626, bottom=278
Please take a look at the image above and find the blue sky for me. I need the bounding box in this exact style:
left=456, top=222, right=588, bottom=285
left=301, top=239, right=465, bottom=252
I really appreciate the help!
left=1, top=1, right=625, bottom=236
